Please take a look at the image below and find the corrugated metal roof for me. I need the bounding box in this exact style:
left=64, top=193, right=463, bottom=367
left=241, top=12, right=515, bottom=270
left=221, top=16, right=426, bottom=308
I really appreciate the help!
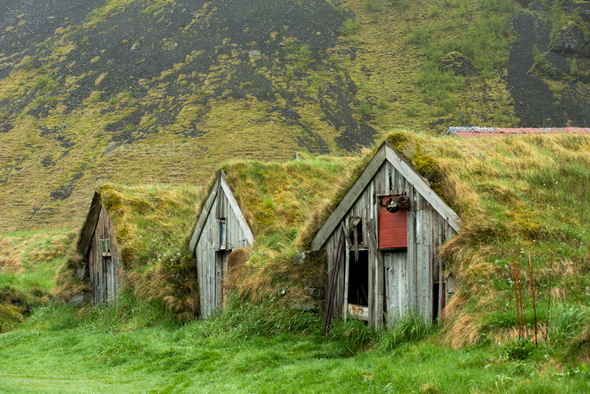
left=447, top=127, right=590, bottom=138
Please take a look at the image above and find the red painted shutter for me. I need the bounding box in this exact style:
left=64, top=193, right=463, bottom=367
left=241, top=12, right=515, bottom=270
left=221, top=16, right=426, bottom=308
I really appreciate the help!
left=378, top=195, right=408, bottom=249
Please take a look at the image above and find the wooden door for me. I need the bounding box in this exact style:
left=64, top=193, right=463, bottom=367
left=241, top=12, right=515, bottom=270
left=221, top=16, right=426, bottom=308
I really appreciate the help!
left=215, top=250, right=231, bottom=311
left=384, top=251, right=409, bottom=326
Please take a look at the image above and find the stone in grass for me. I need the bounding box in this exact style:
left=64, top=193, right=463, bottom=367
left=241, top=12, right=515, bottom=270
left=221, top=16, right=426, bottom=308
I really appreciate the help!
left=76, top=265, right=87, bottom=280
left=167, top=42, right=178, bottom=51
left=249, top=49, right=261, bottom=56
left=68, top=291, right=92, bottom=307
left=551, top=23, right=590, bottom=57
left=292, top=251, right=307, bottom=265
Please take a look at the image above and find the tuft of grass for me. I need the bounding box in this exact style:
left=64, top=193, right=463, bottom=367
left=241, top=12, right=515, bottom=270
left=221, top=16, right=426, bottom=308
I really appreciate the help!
left=286, top=44, right=312, bottom=71
left=340, top=18, right=360, bottom=36
left=21, top=59, right=32, bottom=70
left=364, top=0, right=383, bottom=13
left=285, top=66, right=295, bottom=81
left=33, top=75, right=56, bottom=91
left=35, top=96, right=57, bottom=106
left=548, top=303, right=589, bottom=345
left=533, top=45, right=552, bottom=75
left=89, top=92, right=101, bottom=103
left=570, top=58, right=578, bottom=76
left=78, top=37, right=89, bottom=47
left=378, top=312, right=437, bottom=351
left=356, top=101, right=372, bottom=120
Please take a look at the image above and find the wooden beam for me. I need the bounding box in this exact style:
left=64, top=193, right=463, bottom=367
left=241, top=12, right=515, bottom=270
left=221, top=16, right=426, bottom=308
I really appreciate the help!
left=189, top=170, right=222, bottom=253
left=384, top=143, right=462, bottom=232
left=343, top=217, right=350, bottom=322
left=77, top=191, right=103, bottom=256
left=312, top=144, right=387, bottom=250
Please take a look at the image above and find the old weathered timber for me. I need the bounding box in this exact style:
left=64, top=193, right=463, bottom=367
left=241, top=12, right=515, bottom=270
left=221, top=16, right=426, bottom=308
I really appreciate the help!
left=312, top=142, right=461, bottom=329
left=189, top=170, right=254, bottom=319
left=77, top=192, right=121, bottom=305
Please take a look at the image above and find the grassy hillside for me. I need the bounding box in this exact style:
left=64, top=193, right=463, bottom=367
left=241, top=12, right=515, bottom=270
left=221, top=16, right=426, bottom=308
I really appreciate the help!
left=1, top=131, right=590, bottom=391
left=3, top=0, right=590, bottom=232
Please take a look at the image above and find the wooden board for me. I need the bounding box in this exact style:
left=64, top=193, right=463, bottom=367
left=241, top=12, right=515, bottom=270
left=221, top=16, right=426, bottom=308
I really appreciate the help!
left=344, top=303, right=369, bottom=320
left=88, top=206, right=121, bottom=305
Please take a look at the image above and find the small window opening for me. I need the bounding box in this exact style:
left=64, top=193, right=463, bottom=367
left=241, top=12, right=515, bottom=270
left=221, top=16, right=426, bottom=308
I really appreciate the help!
left=352, top=218, right=363, bottom=245
left=348, top=250, right=369, bottom=307
left=220, top=218, right=227, bottom=249
left=100, top=239, right=111, bottom=257
left=432, top=282, right=440, bottom=322
left=388, top=173, right=393, bottom=193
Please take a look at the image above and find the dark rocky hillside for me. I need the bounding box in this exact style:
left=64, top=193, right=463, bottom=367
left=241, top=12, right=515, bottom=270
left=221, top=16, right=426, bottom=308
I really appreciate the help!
left=1, top=0, right=590, bottom=232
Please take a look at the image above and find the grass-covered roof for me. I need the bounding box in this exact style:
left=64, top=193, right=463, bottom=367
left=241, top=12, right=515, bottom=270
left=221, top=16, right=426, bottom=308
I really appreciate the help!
left=192, top=156, right=357, bottom=303
left=56, top=183, right=202, bottom=320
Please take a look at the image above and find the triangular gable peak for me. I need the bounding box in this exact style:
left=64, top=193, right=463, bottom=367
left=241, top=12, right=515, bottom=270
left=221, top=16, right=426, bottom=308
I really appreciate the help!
left=189, top=169, right=254, bottom=253
left=77, top=191, right=103, bottom=257
left=76, top=190, right=121, bottom=305
left=311, top=141, right=461, bottom=251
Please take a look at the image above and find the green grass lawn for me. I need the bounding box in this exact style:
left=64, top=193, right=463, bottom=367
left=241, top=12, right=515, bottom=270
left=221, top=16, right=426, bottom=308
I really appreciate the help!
left=1, top=301, right=590, bottom=394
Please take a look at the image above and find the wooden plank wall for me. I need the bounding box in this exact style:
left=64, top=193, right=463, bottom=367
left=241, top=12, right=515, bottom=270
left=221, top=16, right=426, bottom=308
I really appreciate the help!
left=324, top=162, right=457, bottom=328
left=88, top=206, right=121, bottom=305
left=196, top=186, right=252, bottom=319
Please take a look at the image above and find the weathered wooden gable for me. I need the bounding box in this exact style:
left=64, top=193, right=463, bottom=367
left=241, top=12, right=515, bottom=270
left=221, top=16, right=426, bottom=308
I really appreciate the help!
left=313, top=142, right=461, bottom=330
left=189, top=170, right=254, bottom=318
left=77, top=192, right=122, bottom=305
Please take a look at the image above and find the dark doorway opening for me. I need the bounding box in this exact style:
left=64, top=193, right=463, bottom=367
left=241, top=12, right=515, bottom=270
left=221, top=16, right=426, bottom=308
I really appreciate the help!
left=432, top=282, right=440, bottom=321
left=348, top=250, right=369, bottom=306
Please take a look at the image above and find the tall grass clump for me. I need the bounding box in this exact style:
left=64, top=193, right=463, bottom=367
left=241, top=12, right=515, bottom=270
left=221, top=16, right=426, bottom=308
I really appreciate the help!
left=329, top=318, right=378, bottom=353
left=33, top=75, right=56, bottom=91
left=286, top=44, right=312, bottom=71
left=184, top=295, right=323, bottom=341
left=378, top=312, right=436, bottom=351
left=547, top=303, right=589, bottom=345
left=28, top=290, right=179, bottom=333
left=340, top=18, right=360, bottom=36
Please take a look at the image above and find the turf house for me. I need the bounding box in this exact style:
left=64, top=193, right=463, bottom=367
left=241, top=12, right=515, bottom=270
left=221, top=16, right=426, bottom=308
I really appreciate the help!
left=312, top=141, right=462, bottom=331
